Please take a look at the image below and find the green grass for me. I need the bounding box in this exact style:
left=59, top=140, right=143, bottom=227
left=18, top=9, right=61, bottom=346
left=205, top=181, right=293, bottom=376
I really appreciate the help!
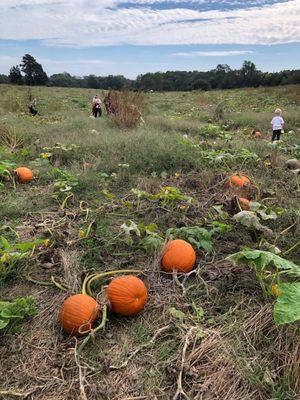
left=0, top=83, right=299, bottom=400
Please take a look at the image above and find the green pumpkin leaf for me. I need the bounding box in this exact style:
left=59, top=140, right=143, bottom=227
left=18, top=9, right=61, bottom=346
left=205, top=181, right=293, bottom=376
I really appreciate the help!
left=227, top=250, right=300, bottom=276
left=166, top=226, right=214, bottom=253
left=274, top=283, right=300, bottom=325
left=233, top=211, right=264, bottom=231
left=142, top=234, right=164, bottom=255
left=257, top=208, right=278, bottom=221
left=0, top=296, right=36, bottom=331
left=15, top=239, right=44, bottom=252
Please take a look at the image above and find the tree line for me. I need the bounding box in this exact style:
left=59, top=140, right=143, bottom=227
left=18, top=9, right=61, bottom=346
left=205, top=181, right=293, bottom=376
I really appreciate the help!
left=1, top=54, right=300, bottom=91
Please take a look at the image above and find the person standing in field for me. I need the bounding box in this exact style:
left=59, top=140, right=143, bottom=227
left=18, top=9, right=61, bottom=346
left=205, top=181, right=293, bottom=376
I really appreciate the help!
left=92, top=95, right=102, bottom=118
left=29, top=98, right=38, bottom=116
left=271, top=108, right=285, bottom=142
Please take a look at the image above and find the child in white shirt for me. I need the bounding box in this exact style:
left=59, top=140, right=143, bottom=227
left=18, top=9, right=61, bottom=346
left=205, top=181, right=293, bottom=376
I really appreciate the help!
left=271, top=108, right=284, bottom=141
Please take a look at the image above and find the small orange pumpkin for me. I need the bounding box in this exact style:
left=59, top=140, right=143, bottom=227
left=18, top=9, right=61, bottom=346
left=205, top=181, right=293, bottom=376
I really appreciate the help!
left=254, top=131, right=262, bottom=138
left=59, top=294, right=100, bottom=336
left=229, top=174, right=250, bottom=188
left=162, top=239, right=196, bottom=273
left=107, top=275, right=147, bottom=316
left=238, top=197, right=250, bottom=211
left=15, top=167, right=34, bottom=183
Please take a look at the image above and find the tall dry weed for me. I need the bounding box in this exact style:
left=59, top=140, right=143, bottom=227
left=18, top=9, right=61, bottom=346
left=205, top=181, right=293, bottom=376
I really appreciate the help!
left=0, top=122, right=24, bottom=151
left=109, top=90, right=146, bottom=129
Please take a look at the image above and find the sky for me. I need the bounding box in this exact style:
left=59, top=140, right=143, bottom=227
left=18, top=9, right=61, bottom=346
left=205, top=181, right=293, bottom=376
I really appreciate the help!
left=0, top=0, right=299, bottom=79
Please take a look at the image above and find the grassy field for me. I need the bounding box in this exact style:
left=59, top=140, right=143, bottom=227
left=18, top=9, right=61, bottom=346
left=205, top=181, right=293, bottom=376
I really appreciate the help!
left=0, top=83, right=299, bottom=400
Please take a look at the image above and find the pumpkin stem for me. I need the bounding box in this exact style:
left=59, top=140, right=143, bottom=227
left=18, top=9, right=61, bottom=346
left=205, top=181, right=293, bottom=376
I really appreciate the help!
left=82, top=269, right=144, bottom=296
left=77, top=305, right=107, bottom=357
left=82, top=273, right=98, bottom=295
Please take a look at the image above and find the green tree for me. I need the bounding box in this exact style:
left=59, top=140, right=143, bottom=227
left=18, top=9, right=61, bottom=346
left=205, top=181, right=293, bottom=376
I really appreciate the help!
left=49, top=72, right=78, bottom=87
left=240, top=61, right=260, bottom=87
left=20, top=54, right=48, bottom=86
left=8, top=66, right=24, bottom=85
left=192, top=79, right=210, bottom=91
left=0, top=74, right=9, bottom=84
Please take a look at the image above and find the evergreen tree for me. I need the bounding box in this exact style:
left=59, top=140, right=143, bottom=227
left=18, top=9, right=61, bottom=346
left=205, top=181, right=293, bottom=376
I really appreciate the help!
left=20, top=54, right=48, bottom=85
left=8, top=66, right=24, bottom=85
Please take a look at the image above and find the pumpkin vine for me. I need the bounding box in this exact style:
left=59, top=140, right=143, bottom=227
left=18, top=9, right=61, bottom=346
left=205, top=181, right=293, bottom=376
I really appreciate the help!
left=82, top=269, right=144, bottom=297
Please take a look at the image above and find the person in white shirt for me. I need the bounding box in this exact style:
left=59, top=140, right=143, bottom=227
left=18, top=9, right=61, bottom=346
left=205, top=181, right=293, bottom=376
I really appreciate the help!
left=92, top=95, right=102, bottom=118
left=271, top=108, right=284, bottom=142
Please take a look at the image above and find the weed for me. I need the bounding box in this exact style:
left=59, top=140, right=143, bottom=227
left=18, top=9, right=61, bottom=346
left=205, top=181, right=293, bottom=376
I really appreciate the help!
left=109, top=89, right=147, bottom=128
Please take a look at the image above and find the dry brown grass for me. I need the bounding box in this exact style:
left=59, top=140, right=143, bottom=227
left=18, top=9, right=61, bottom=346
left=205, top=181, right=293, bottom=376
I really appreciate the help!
left=182, top=304, right=300, bottom=400
left=109, top=90, right=147, bottom=129
left=0, top=122, right=24, bottom=151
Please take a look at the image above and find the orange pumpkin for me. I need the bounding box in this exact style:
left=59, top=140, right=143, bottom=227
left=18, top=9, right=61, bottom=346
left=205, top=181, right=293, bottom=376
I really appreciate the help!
left=59, top=294, right=100, bottom=336
left=238, top=197, right=250, bottom=211
left=162, top=239, right=196, bottom=273
left=229, top=174, right=250, bottom=188
left=107, top=275, right=147, bottom=316
left=15, top=167, right=34, bottom=183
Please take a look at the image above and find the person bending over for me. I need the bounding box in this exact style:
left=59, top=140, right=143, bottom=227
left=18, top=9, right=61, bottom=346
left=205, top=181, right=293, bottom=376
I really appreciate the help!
left=29, top=98, right=38, bottom=116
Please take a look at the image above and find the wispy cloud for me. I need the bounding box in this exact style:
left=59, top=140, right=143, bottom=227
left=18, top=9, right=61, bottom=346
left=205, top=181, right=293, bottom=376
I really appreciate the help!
left=173, top=50, right=254, bottom=57
left=0, top=1, right=299, bottom=47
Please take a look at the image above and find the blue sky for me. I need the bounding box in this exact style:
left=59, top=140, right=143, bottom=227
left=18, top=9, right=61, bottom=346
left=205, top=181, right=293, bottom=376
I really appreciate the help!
left=0, top=0, right=299, bottom=78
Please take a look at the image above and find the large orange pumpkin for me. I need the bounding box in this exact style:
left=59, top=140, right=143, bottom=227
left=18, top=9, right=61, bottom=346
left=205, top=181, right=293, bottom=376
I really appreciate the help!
left=238, top=197, right=250, bottom=211
left=59, top=294, right=100, bottom=336
left=229, top=174, right=250, bottom=188
left=162, top=239, right=196, bottom=273
left=107, top=275, right=147, bottom=316
left=15, top=167, right=34, bottom=183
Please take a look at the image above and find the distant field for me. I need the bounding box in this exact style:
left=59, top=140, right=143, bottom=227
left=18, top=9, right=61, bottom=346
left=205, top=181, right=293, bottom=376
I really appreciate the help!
left=0, top=84, right=299, bottom=400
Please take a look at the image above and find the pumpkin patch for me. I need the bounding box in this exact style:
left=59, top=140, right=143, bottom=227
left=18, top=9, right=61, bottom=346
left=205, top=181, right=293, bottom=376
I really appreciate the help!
left=1, top=83, right=299, bottom=399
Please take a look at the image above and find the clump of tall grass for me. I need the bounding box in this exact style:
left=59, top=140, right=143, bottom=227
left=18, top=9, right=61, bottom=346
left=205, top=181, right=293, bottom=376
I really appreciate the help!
left=213, top=100, right=226, bottom=121
left=109, top=90, right=146, bottom=129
